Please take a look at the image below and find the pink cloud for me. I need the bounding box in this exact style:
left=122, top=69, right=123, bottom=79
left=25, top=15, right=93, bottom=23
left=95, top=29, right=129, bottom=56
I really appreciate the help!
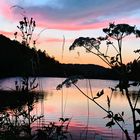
left=13, top=0, right=139, bottom=32
left=1, top=1, right=140, bottom=32
left=36, top=19, right=107, bottom=31
left=32, top=12, right=140, bottom=31
left=38, top=19, right=139, bottom=32
left=0, top=1, right=13, bottom=20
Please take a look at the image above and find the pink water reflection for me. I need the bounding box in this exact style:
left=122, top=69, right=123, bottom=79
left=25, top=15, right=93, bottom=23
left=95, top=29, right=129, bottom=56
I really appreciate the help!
left=31, top=78, right=139, bottom=139
left=1, top=77, right=139, bottom=139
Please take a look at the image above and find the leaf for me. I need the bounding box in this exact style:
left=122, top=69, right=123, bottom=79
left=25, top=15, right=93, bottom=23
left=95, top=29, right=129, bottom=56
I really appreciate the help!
left=93, top=96, right=99, bottom=100
left=109, top=23, right=115, bottom=28
left=106, top=41, right=112, bottom=45
left=135, top=125, right=140, bottom=134
left=103, top=28, right=110, bottom=33
left=134, top=120, right=140, bottom=134
left=136, top=30, right=140, bottom=37
left=131, top=82, right=139, bottom=86
left=114, top=114, right=124, bottom=122
left=59, top=117, right=70, bottom=123
left=109, top=87, right=115, bottom=92
left=56, top=84, right=62, bottom=90
left=93, top=90, right=104, bottom=99
left=103, top=114, right=112, bottom=119
left=19, top=21, right=24, bottom=25
left=97, top=36, right=108, bottom=41
left=97, top=90, right=104, bottom=97
left=65, top=82, right=71, bottom=88
left=122, top=112, right=124, bottom=116
left=64, top=118, right=69, bottom=122
left=134, top=49, right=140, bottom=53
left=106, top=120, right=115, bottom=128
left=59, top=118, right=65, bottom=122
left=107, top=95, right=110, bottom=109
left=69, top=37, right=100, bottom=52
left=136, top=109, right=140, bottom=115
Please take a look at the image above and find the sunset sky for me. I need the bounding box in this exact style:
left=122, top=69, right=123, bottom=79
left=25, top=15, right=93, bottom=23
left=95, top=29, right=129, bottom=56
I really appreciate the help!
left=0, top=0, right=140, bottom=67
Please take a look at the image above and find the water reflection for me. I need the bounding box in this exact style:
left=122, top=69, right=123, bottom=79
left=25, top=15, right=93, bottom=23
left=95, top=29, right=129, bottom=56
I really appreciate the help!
left=112, top=90, right=140, bottom=104
left=0, top=90, right=44, bottom=111
left=0, top=77, right=140, bottom=140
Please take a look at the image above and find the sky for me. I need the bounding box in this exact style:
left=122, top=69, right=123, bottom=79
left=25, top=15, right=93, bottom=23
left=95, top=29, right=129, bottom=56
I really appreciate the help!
left=0, top=0, right=140, bottom=67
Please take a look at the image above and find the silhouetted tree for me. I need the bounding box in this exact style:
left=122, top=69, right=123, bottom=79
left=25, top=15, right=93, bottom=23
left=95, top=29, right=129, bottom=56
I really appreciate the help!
left=59, top=23, right=140, bottom=140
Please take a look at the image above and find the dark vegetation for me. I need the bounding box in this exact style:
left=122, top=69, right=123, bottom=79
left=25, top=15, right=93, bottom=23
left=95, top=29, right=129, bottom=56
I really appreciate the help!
left=0, top=17, right=72, bottom=140
left=0, top=34, right=140, bottom=80
left=0, top=34, right=109, bottom=78
left=57, top=23, right=140, bottom=140
left=0, top=90, right=43, bottom=111
left=0, top=90, right=70, bottom=140
left=0, top=34, right=60, bottom=77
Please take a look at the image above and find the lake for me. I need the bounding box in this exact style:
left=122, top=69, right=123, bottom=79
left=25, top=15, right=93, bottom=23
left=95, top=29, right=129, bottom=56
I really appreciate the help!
left=0, top=77, right=140, bottom=140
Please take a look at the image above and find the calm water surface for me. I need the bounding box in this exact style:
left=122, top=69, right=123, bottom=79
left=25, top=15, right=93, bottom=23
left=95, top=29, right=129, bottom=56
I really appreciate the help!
left=0, top=77, right=140, bottom=140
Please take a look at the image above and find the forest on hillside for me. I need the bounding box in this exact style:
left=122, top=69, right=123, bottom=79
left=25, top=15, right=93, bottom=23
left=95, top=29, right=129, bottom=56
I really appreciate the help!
left=0, top=34, right=112, bottom=78
left=0, top=34, right=140, bottom=80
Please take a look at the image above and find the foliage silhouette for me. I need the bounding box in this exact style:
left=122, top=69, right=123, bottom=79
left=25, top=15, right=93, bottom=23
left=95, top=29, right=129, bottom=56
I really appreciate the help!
left=0, top=34, right=60, bottom=77
left=0, top=16, right=72, bottom=140
left=58, top=23, right=140, bottom=140
left=0, top=34, right=118, bottom=80
left=33, top=118, right=72, bottom=140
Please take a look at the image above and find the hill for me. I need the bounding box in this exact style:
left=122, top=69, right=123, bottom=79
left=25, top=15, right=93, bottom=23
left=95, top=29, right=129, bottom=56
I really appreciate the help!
left=0, top=34, right=115, bottom=79
left=0, top=34, right=60, bottom=77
